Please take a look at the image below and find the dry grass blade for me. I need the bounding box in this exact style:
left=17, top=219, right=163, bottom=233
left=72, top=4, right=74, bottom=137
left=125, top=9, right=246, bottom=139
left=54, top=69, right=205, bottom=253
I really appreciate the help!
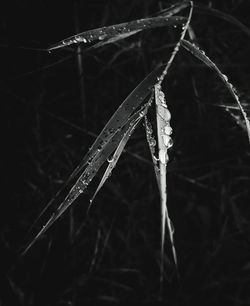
left=48, top=16, right=186, bottom=51
left=89, top=98, right=152, bottom=208
left=194, top=4, right=250, bottom=37
left=181, top=39, right=250, bottom=143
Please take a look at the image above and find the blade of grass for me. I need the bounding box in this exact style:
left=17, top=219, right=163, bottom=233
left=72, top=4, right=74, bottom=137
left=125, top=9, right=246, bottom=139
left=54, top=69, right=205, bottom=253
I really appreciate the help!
left=88, top=96, right=153, bottom=209
left=48, top=16, right=186, bottom=51
left=144, top=115, right=160, bottom=188
left=21, top=64, right=167, bottom=246
left=155, top=0, right=190, bottom=18
left=181, top=39, right=250, bottom=143
left=74, top=0, right=86, bottom=124
left=154, top=2, right=193, bottom=290
left=90, top=1, right=191, bottom=51
left=68, top=65, right=166, bottom=181
left=157, top=0, right=193, bottom=85
left=21, top=101, right=153, bottom=255
left=88, top=30, right=141, bottom=50
left=155, top=84, right=177, bottom=292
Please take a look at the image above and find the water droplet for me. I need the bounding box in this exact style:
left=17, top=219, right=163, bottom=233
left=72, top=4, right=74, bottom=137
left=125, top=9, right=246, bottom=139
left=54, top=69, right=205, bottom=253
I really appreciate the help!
left=75, top=36, right=81, bottom=42
left=107, top=156, right=114, bottom=163
left=98, top=34, right=107, bottom=40
left=139, top=111, right=145, bottom=118
left=222, top=74, right=228, bottom=82
left=158, top=91, right=165, bottom=103
left=164, top=126, right=173, bottom=135
left=163, top=135, right=173, bottom=148
left=149, top=139, right=156, bottom=147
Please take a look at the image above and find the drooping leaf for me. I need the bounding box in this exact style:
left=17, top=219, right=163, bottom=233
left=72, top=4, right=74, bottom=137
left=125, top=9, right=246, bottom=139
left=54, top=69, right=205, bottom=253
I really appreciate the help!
left=181, top=39, right=250, bottom=143
left=21, top=64, right=168, bottom=247
left=155, top=84, right=177, bottom=286
left=154, top=2, right=193, bottom=287
left=52, top=65, right=166, bottom=196
left=89, top=97, right=153, bottom=207
left=21, top=99, right=153, bottom=255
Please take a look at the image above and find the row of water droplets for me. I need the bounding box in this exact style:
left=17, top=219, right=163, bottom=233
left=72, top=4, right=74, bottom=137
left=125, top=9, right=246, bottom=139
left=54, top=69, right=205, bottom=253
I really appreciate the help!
left=56, top=14, right=186, bottom=50
left=155, top=84, right=173, bottom=165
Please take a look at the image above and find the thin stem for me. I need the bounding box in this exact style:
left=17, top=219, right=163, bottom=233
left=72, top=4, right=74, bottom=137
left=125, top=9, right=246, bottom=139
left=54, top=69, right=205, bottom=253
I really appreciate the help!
left=74, top=0, right=86, bottom=125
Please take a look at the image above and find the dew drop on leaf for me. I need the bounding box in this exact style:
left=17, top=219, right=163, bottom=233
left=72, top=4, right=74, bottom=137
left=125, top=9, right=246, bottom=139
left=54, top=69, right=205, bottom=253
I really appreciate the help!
left=107, top=156, right=114, bottom=163
left=164, top=126, right=173, bottom=135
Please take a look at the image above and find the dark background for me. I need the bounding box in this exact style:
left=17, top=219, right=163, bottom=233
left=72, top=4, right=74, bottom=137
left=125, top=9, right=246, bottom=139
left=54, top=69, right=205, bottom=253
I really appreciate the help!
left=1, top=0, right=250, bottom=305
